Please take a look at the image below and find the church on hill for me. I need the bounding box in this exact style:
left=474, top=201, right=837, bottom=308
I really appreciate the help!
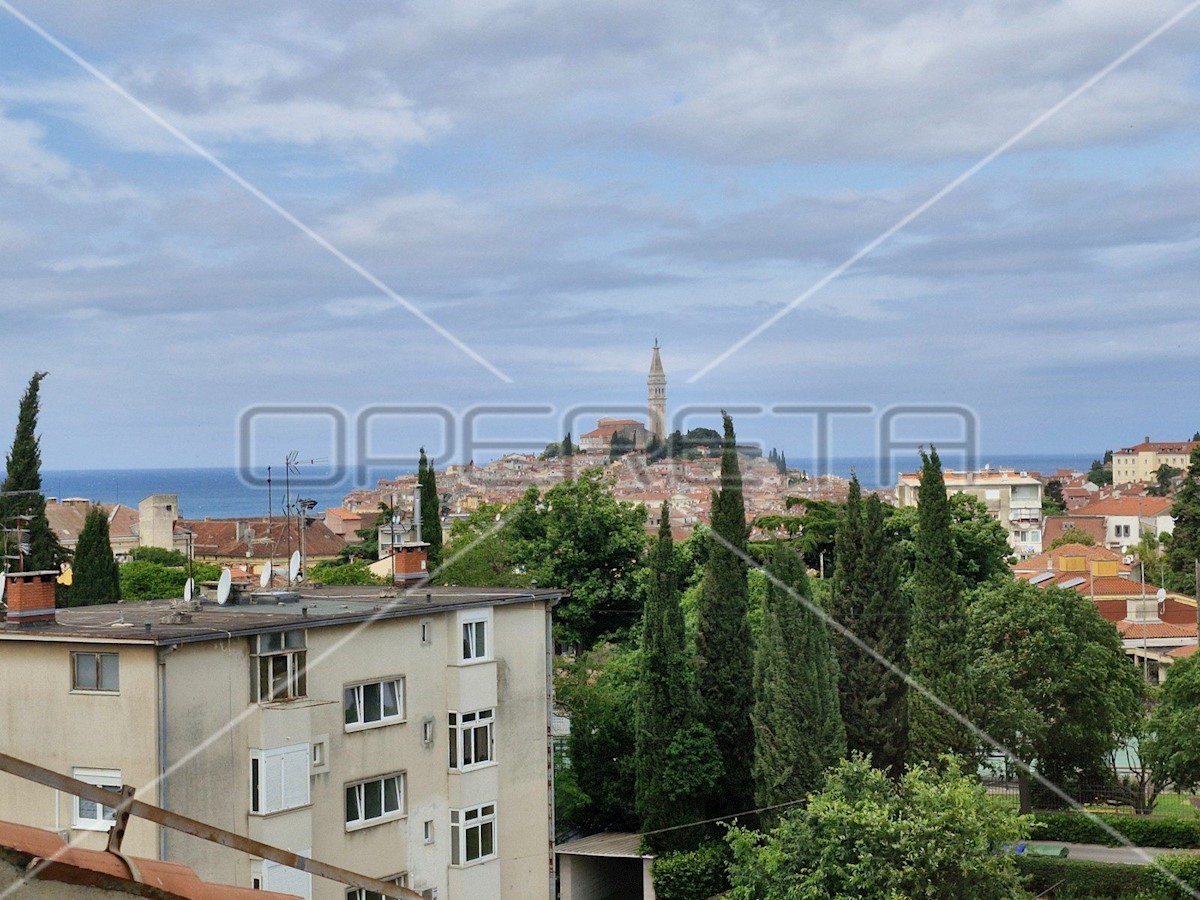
left=577, top=342, right=667, bottom=451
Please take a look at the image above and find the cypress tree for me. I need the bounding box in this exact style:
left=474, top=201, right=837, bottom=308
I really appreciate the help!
left=752, top=543, right=844, bottom=816
left=695, top=412, right=755, bottom=816
left=830, top=477, right=908, bottom=777
left=907, top=448, right=977, bottom=766
left=636, top=504, right=718, bottom=850
left=71, top=506, right=121, bottom=605
left=562, top=432, right=574, bottom=457
left=0, top=372, right=66, bottom=572
left=417, top=448, right=443, bottom=571
left=1167, top=445, right=1200, bottom=590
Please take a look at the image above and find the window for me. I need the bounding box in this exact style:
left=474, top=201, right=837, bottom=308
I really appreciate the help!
left=72, top=652, right=119, bottom=692
left=344, top=678, right=405, bottom=729
left=311, top=736, right=330, bottom=774
left=255, top=631, right=307, bottom=702
left=450, top=803, right=496, bottom=865
left=448, top=709, right=494, bottom=770
left=420, top=619, right=432, bottom=645
left=461, top=618, right=487, bottom=661
left=72, top=768, right=121, bottom=830
left=250, top=744, right=310, bottom=815
left=422, top=718, right=435, bottom=746
left=345, top=773, right=405, bottom=829
left=347, top=874, right=408, bottom=900
left=424, top=819, right=434, bottom=844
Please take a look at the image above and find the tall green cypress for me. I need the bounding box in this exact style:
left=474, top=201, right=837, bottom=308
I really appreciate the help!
left=752, top=543, right=845, bottom=816
left=418, top=448, right=443, bottom=571
left=695, top=412, right=755, bottom=816
left=636, top=504, right=719, bottom=850
left=70, top=506, right=121, bottom=605
left=0, top=373, right=66, bottom=572
left=830, top=477, right=909, bottom=777
left=907, top=448, right=976, bottom=766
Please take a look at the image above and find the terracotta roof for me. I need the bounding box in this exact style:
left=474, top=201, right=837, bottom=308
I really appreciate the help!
left=1169, top=644, right=1198, bottom=659
left=1093, top=597, right=1198, bottom=626
left=180, top=519, right=346, bottom=560
left=0, top=819, right=297, bottom=899
left=323, top=507, right=363, bottom=521
left=1116, top=441, right=1198, bottom=455
left=45, top=501, right=139, bottom=543
left=1117, top=620, right=1198, bottom=640
left=1070, top=496, right=1173, bottom=518
left=1011, top=543, right=1126, bottom=574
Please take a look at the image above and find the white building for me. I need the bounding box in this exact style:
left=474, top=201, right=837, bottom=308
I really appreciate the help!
left=0, top=571, right=559, bottom=900
left=896, top=468, right=1045, bottom=556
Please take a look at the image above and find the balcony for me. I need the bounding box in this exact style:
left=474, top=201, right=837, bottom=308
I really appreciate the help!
left=1009, top=508, right=1042, bottom=523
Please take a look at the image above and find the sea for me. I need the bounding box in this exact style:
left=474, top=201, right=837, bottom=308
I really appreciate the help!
left=41, top=453, right=1095, bottom=520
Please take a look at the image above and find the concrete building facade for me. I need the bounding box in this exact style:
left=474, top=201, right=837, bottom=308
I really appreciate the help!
left=1111, top=438, right=1198, bottom=484
left=0, top=579, right=559, bottom=900
left=895, top=468, right=1045, bottom=556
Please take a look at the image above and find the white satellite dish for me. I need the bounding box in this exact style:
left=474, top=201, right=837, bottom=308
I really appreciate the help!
left=288, top=550, right=301, bottom=583
left=216, top=568, right=233, bottom=606
left=260, top=559, right=273, bottom=588
left=1156, top=587, right=1168, bottom=603
left=0, top=576, right=6, bottom=606
left=183, top=578, right=195, bottom=602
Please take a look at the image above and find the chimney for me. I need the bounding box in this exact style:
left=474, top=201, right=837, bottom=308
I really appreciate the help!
left=412, top=486, right=422, bottom=545
left=4, top=571, right=58, bottom=627
left=1125, top=596, right=1160, bottom=625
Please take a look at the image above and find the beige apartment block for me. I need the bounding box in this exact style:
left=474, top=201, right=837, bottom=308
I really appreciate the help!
left=0, top=579, right=559, bottom=900
left=896, top=468, right=1044, bottom=556
left=1111, top=438, right=1198, bottom=485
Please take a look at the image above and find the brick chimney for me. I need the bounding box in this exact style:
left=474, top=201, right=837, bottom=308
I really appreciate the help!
left=393, top=544, right=428, bottom=584
left=4, top=571, right=58, bottom=626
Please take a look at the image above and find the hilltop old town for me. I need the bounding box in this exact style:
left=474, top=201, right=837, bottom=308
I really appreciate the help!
left=2, top=345, right=1200, bottom=900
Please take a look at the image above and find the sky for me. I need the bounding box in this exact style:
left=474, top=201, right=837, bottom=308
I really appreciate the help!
left=1, top=0, right=1199, bottom=471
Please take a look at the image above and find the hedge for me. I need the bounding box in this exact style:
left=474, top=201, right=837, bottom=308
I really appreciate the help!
left=1146, top=853, right=1200, bottom=899
left=1016, top=856, right=1154, bottom=898
left=651, top=842, right=731, bottom=900
left=1031, top=814, right=1200, bottom=849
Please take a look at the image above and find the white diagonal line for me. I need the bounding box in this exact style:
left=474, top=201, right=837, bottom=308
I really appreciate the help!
left=0, top=0, right=512, bottom=384
left=689, top=1, right=1200, bottom=383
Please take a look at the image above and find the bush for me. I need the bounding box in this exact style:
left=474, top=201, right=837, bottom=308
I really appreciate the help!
left=1032, top=814, right=1200, bottom=849
left=307, top=561, right=381, bottom=586
left=130, top=546, right=188, bottom=566
left=652, top=842, right=730, bottom=900
left=1016, top=856, right=1154, bottom=897
left=1146, top=853, right=1200, bottom=899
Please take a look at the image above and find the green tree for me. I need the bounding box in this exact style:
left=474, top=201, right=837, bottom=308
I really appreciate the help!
left=129, top=546, right=188, bottom=566
left=70, top=506, right=121, bottom=604
left=1145, top=652, right=1200, bottom=793
left=1167, top=446, right=1200, bottom=593
left=1043, top=478, right=1066, bottom=515
left=1048, top=526, right=1097, bottom=549
left=695, top=413, right=755, bottom=816
left=969, top=579, right=1143, bottom=813
left=307, top=561, right=382, bottom=585
left=887, top=493, right=1010, bottom=586
left=562, top=432, right=575, bottom=457
left=1148, top=464, right=1182, bottom=497
left=636, top=505, right=721, bottom=851
left=907, top=448, right=977, bottom=767
left=513, top=471, right=647, bottom=648
left=831, top=478, right=909, bottom=777
left=119, top=561, right=220, bottom=600
left=609, top=432, right=635, bottom=459
left=0, top=373, right=67, bottom=572
left=752, top=543, right=844, bottom=816
left=727, top=756, right=1026, bottom=900
left=785, top=497, right=840, bottom=575
left=418, top=448, right=443, bottom=571
left=434, top=503, right=531, bottom=588
left=556, top=643, right=642, bottom=832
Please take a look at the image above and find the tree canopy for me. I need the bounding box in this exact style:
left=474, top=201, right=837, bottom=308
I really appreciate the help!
left=70, top=506, right=121, bottom=605
left=1145, top=651, right=1200, bottom=793
left=887, top=492, right=1011, bottom=586
left=1048, top=527, right=1097, bottom=549
left=727, top=756, right=1027, bottom=900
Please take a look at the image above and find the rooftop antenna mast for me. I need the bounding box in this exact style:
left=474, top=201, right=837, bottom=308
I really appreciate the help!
left=281, top=452, right=326, bottom=586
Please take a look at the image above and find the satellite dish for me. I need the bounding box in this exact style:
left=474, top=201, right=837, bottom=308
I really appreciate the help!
left=1156, top=587, right=1168, bottom=603
left=260, top=560, right=272, bottom=588
left=0, top=577, right=6, bottom=606
left=289, top=550, right=301, bottom=583
left=216, top=568, right=233, bottom=606
left=183, top=578, right=194, bottom=602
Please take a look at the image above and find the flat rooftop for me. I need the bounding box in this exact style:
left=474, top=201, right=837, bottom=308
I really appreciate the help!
left=0, top=584, right=561, bottom=645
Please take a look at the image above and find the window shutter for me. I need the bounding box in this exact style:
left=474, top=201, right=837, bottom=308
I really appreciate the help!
left=281, top=745, right=311, bottom=809
left=261, top=752, right=284, bottom=813
left=263, top=852, right=312, bottom=900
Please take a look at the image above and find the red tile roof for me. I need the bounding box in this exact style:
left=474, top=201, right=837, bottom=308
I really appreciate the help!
left=1169, top=644, right=1198, bottom=659
left=181, top=519, right=346, bottom=561
left=0, top=820, right=297, bottom=899
left=1116, top=621, right=1198, bottom=640
left=1117, top=441, right=1198, bottom=455
left=1011, top=543, right=1126, bottom=574
left=1070, top=496, right=1173, bottom=518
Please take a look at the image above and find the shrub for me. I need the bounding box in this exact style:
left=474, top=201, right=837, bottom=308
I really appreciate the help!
left=307, top=561, right=382, bottom=586
left=1031, top=814, right=1200, bottom=849
left=652, top=842, right=730, bottom=900
left=129, top=546, right=188, bottom=566
left=1146, top=853, right=1200, bottom=899
left=1016, top=856, right=1154, bottom=898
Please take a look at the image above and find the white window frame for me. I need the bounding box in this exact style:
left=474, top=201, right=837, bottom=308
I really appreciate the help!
left=71, top=652, right=119, bottom=693
left=344, top=677, right=406, bottom=731
left=420, top=619, right=432, bottom=645
left=254, top=631, right=307, bottom=702
left=424, top=819, right=434, bottom=844
left=347, top=874, right=408, bottom=900
left=450, top=803, right=497, bottom=866
left=250, top=744, right=311, bottom=816
left=448, top=708, right=495, bottom=770
left=344, top=773, right=406, bottom=831
left=72, top=768, right=121, bottom=831
left=460, top=610, right=491, bottom=663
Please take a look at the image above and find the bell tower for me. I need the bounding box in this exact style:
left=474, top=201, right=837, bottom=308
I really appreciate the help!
left=648, top=340, right=666, bottom=440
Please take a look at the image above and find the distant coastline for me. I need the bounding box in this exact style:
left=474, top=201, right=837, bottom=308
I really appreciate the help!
left=41, top=453, right=1094, bottom=520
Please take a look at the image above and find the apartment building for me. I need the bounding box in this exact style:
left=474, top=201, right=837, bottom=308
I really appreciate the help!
left=895, top=468, right=1044, bottom=556
left=1112, top=438, right=1198, bottom=484
left=0, top=570, right=559, bottom=900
